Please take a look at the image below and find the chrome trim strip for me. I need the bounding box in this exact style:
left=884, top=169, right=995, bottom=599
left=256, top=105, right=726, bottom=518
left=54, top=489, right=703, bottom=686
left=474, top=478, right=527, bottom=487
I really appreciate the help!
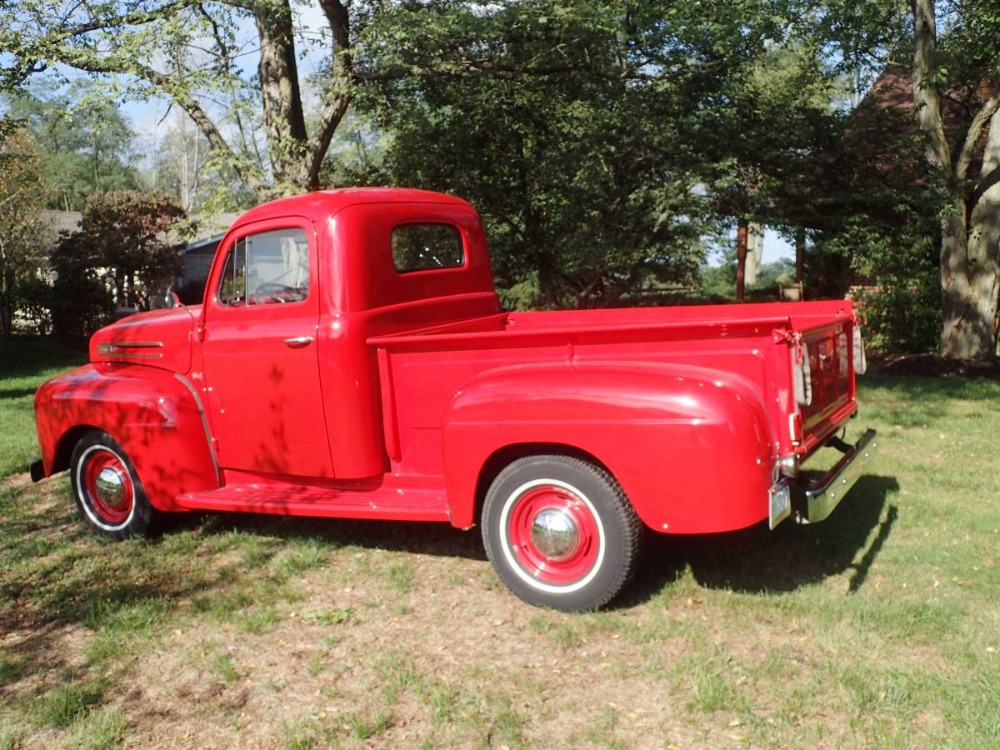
left=798, top=429, right=878, bottom=524
left=103, top=352, right=164, bottom=359
left=98, top=341, right=165, bottom=359
left=173, top=373, right=222, bottom=484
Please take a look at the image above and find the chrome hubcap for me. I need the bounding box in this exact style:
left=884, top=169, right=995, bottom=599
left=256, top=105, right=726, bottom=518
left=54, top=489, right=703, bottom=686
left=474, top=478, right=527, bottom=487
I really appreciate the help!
left=95, top=467, right=126, bottom=507
left=530, top=508, right=580, bottom=561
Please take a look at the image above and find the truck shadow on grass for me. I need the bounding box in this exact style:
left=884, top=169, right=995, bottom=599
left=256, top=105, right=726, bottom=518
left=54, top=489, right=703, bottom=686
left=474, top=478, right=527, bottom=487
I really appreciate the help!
left=189, top=512, right=490, bottom=562
left=622, top=475, right=900, bottom=604
left=190, top=473, right=899, bottom=605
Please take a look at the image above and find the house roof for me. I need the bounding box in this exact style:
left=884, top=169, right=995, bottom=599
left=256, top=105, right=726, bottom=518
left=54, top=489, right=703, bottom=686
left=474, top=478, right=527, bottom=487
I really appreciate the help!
left=37, top=210, right=81, bottom=251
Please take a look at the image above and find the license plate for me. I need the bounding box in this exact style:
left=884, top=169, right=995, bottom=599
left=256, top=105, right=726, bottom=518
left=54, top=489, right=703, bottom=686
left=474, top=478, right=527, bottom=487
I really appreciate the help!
left=769, top=481, right=792, bottom=529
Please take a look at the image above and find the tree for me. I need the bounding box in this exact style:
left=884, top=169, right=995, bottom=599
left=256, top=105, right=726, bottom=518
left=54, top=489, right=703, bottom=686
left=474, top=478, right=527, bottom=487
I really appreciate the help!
left=352, top=0, right=847, bottom=308
left=0, top=0, right=358, bottom=198
left=351, top=1, right=701, bottom=307
left=143, top=108, right=255, bottom=212
left=0, top=125, right=48, bottom=338
left=4, top=82, right=140, bottom=210
left=912, top=0, right=1000, bottom=359
left=50, top=191, right=185, bottom=337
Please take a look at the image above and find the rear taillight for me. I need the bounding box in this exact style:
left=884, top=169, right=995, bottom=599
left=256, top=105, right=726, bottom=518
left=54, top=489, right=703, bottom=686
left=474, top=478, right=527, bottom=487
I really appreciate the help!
left=837, top=331, right=849, bottom=378
left=789, top=412, right=803, bottom=446
left=853, top=326, right=867, bottom=375
left=793, top=340, right=812, bottom=407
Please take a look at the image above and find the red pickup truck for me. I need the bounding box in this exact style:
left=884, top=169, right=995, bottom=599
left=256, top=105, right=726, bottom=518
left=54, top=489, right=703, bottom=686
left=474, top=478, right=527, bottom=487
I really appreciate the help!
left=33, top=188, right=876, bottom=610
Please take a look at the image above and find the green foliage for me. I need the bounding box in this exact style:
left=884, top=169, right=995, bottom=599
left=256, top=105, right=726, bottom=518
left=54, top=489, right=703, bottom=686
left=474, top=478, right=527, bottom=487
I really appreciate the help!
left=0, top=124, right=48, bottom=338
left=3, top=82, right=140, bottom=211
left=0, top=0, right=357, bottom=196
left=49, top=234, right=117, bottom=340
left=808, top=88, right=945, bottom=354
left=841, top=222, right=942, bottom=354
left=142, top=112, right=257, bottom=213
left=350, top=0, right=846, bottom=308
left=50, top=190, right=185, bottom=338
left=10, top=275, right=52, bottom=336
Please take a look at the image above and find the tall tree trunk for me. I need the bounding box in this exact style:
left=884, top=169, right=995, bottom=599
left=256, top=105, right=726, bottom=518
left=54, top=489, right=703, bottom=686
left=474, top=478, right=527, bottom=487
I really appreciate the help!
left=736, top=218, right=748, bottom=302
left=254, top=0, right=309, bottom=192
left=795, top=226, right=805, bottom=285
left=941, top=108, right=1000, bottom=358
left=914, top=0, right=1000, bottom=358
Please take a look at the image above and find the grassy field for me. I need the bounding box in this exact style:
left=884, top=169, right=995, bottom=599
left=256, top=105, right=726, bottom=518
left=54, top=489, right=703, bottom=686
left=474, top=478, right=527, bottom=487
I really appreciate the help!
left=0, top=339, right=87, bottom=477
left=1, top=340, right=998, bottom=749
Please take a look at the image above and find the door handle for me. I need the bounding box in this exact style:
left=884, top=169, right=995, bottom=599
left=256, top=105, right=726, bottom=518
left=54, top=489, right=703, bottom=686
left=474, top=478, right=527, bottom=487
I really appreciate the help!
left=284, top=336, right=314, bottom=347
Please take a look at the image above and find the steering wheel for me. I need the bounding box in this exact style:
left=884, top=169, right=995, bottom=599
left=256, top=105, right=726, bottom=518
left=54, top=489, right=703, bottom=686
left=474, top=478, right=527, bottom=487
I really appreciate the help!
left=252, top=282, right=301, bottom=304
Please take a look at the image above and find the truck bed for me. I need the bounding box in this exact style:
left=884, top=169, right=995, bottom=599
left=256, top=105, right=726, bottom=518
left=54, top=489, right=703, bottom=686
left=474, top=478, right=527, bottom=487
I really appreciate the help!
left=370, top=300, right=858, bottom=486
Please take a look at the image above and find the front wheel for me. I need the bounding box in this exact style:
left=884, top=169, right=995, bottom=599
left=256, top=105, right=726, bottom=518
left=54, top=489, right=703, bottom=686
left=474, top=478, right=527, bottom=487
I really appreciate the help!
left=70, top=431, right=158, bottom=540
left=482, top=455, right=643, bottom=611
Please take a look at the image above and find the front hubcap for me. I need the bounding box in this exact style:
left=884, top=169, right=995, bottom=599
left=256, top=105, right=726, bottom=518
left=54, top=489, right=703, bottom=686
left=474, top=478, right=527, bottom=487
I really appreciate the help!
left=95, top=467, right=126, bottom=507
left=81, top=448, right=135, bottom=525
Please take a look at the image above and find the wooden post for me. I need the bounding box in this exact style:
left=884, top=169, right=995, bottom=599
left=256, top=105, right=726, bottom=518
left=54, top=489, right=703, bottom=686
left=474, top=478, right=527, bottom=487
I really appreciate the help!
left=736, top=218, right=749, bottom=302
left=795, top=226, right=805, bottom=284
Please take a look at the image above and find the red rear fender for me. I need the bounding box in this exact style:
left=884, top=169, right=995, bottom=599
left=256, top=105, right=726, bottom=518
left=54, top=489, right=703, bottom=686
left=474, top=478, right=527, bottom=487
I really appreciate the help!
left=442, top=362, right=777, bottom=534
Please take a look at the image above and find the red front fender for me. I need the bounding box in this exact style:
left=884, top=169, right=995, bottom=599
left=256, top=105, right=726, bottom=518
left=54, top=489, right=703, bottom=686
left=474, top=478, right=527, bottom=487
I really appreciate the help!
left=34, top=363, right=220, bottom=511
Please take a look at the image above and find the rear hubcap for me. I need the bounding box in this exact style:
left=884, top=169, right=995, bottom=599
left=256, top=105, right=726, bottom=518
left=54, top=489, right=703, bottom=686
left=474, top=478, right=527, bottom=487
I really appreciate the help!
left=530, top=508, right=581, bottom=562
left=506, top=481, right=602, bottom=587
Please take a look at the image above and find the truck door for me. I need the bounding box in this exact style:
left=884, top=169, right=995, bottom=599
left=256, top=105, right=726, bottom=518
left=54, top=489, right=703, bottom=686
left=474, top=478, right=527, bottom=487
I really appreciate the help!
left=199, top=221, right=334, bottom=478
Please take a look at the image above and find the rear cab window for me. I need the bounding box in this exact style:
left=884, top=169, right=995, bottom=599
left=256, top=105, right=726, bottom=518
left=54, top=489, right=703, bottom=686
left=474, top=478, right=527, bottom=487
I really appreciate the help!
left=391, top=223, right=465, bottom=273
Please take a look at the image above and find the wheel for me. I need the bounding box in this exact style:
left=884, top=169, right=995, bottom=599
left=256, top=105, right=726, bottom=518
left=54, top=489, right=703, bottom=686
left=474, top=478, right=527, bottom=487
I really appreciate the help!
left=482, top=455, right=643, bottom=611
left=70, top=431, right=158, bottom=540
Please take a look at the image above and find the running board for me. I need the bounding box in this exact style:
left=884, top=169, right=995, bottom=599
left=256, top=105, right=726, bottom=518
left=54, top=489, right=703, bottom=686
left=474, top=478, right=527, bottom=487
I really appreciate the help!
left=175, top=482, right=451, bottom=522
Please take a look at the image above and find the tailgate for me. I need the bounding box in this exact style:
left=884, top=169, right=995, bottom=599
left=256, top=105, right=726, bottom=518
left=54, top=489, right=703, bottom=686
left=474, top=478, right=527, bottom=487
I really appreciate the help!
left=797, top=321, right=855, bottom=450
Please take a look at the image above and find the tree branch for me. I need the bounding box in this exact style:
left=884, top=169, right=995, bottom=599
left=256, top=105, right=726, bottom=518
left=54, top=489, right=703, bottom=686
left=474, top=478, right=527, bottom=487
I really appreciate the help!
left=307, top=96, right=351, bottom=190
left=69, top=53, right=266, bottom=195
left=307, top=0, right=354, bottom=189
left=957, top=83, right=1000, bottom=181
left=34, top=0, right=203, bottom=45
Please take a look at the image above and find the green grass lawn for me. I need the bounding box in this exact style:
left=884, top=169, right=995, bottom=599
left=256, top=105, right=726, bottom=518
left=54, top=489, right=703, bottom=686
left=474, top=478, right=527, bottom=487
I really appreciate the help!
left=0, top=339, right=998, bottom=749
left=0, top=338, right=87, bottom=477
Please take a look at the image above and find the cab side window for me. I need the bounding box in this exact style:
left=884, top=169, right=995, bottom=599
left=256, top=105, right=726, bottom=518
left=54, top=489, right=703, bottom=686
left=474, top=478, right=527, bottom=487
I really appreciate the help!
left=217, top=228, right=310, bottom=306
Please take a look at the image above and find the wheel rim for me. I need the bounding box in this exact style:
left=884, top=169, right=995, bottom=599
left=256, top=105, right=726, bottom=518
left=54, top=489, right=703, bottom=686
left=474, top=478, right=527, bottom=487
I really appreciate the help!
left=81, top=448, right=135, bottom=525
left=504, top=480, right=603, bottom=589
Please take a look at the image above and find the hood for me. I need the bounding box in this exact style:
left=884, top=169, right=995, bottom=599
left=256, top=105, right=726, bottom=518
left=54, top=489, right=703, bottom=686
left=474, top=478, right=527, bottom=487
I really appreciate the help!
left=90, top=305, right=201, bottom=374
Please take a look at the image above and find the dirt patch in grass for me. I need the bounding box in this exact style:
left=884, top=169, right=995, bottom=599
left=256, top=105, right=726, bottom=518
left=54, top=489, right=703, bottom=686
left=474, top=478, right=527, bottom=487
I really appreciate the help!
left=109, top=554, right=721, bottom=750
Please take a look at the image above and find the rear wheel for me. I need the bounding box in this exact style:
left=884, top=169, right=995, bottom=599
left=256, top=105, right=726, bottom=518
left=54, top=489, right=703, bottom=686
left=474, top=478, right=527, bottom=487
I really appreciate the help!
left=482, top=455, right=643, bottom=611
left=70, top=431, right=158, bottom=540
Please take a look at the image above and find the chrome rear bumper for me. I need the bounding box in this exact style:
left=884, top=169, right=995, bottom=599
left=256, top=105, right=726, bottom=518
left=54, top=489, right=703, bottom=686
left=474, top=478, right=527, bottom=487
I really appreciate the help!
left=793, top=429, right=878, bottom=524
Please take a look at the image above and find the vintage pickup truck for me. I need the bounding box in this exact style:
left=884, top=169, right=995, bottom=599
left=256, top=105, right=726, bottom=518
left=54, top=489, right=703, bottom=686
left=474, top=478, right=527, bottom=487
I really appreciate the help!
left=33, top=188, right=876, bottom=610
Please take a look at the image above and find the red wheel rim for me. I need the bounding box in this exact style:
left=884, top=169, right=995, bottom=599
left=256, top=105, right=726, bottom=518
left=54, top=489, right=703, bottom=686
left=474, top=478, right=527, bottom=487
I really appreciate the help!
left=506, top=483, right=601, bottom=586
left=82, top=449, right=134, bottom=524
